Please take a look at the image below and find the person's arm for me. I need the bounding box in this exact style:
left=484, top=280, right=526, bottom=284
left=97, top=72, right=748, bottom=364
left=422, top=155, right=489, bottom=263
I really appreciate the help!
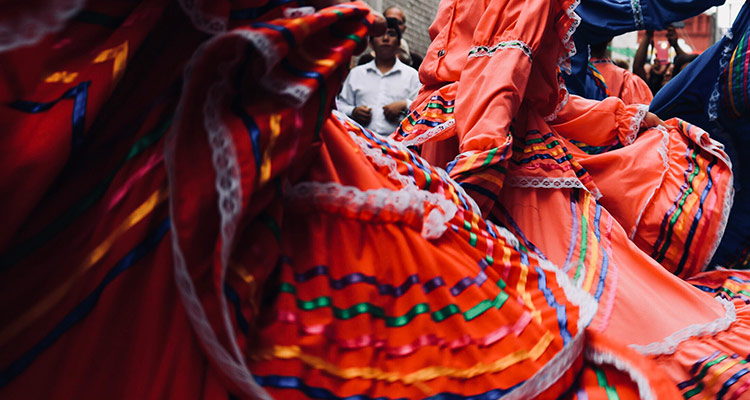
left=445, top=0, right=554, bottom=215
left=336, top=70, right=373, bottom=125
left=383, top=70, right=421, bottom=122
left=633, top=30, right=653, bottom=81
left=666, top=25, right=686, bottom=58
left=549, top=95, right=663, bottom=146
left=335, top=73, right=358, bottom=117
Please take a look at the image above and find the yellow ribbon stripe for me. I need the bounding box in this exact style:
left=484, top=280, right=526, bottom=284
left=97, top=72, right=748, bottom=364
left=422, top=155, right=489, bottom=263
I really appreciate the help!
left=260, top=113, right=282, bottom=185
left=0, top=187, right=167, bottom=345
left=255, top=331, right=554, bottom=391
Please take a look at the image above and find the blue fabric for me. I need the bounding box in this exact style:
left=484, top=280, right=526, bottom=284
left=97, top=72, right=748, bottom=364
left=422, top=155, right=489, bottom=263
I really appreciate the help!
left=651, top=3, right=750, bottom=269
left=564, top=0, right=724, bottom=100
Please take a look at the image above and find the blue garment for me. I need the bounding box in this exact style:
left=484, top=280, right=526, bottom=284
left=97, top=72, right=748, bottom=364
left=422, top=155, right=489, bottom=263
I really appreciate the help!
left=563, top=0, right=725, bottom=100
left=651, top=3, right=750, bottom=269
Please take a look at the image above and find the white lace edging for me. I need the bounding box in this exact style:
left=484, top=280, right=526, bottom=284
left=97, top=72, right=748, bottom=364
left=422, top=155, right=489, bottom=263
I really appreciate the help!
left=507, top=175, right=601, bottom=200
left=340, top=117, right=465, bottom=238
left=629, top=0, right=645, bottom=30
left=557, top=0, right=581, bottom=74
left=544, top=79, right=570, bottom=122
left=0, top=0, right=85, bottom=53
left=585, top=348, right=656, bottom=400
left=625, top=104, right=649, bottom=145
left=232, top=29, right=314, bottom=107
left=709, top=30, right=735, bottom=121
left=502, top=331, right=586, bottom=400
left=542, top=259, right=599, bottom=331
left=285, top=181, right=458, bottom=239
left=468, top=40, right=533, bottom=61
left=629, top=297, right=736, bottom=356
left=629, top=125, right=670, bottom=240
left=165, top=34, right=271, bottom=399
left=283, top=7, right=316, bottom=18
left=400, top=119, right=456, bottom=147
left=703, top=174, right=735, bottom=272
left=178, top=0, right=228, bottom=35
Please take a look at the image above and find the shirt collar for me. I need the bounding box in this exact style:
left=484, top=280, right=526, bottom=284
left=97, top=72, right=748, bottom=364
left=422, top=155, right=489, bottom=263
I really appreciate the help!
left=364, top=57, right=406, bottom=76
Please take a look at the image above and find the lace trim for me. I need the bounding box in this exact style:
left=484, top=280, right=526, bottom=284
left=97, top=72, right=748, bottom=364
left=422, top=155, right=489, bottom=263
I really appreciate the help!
left=335, top=110, right=483, bottom=216
left=709, top=30, right=735, bottom=121
left=558, top=0, right=581, bottom=74
left=629, top=125, right=670, bottom=240
left=705, top=173, right=735, bottom=271
left=585, top=348, right=656, bottom=400
left=347, top=133, right=414, bottom=189
left=468, top=40, right=533, bottom=61
left=502, top=331, right=586, bottom=400
left=691, top=124, right=733, bottom=168
left=630, top=297, right=736, bottom=355
left=232, top=30, right=314, bottom=106
left=507, top=175, right=602, bottom=200
left=285, top=181, right=458, bottom=239
left=166, top=33, right=270, bottom=399
left=0, top=0, right=85, bottom=53
left=178, top=0, right=228, bottom=35
left=400, top=119, right=456, bottom=147
left=541, top=259, right=599, bottom=331
left=283, top=7, right=316, bottom=18
left=544, top=78, right=570, bottom=122
left=625, top=104, right=649, bottom=145
left=630, top=0, right=645, bottom=30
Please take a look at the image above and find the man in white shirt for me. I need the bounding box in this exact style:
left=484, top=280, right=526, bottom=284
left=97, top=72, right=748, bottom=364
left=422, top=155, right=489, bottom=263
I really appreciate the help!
left=337, top=18, right=420, bottom=136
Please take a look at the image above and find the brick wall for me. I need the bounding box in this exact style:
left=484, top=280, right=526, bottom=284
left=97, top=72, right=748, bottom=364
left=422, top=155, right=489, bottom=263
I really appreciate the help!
left=360, top=0, right=441, bottom=59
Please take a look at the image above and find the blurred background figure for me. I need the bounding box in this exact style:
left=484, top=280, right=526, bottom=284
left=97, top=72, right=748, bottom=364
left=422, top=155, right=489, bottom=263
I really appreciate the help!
left=356, top=6, right=424, bottom=70
left=589, top=38, right=653, bottom=104
left=337, top=17, right=420, bottom=136
left=634, top=26, right=699, bottom=95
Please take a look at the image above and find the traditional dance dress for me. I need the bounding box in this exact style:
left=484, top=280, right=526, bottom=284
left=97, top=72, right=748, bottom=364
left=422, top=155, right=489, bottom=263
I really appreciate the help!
left=651, top=2, right=750, bottom=271
left=587, top=58, right=652, bottom=105
left=395, top=0, right=750, bottom=397
left=1, top=0, right=749, bottom=399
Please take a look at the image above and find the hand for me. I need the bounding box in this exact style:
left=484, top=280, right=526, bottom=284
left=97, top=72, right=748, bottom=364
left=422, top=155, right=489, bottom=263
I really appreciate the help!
left=352, top=106, right=372, bottom=126
left=382, top=100, right=407, bottom=123
left=641, top=112, right=667, bottom=130
left=666, top=26, right=678, bottom=46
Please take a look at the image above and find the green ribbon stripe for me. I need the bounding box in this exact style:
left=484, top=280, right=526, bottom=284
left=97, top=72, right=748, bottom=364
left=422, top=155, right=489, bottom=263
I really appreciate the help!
left=594, top=368, right=621, bottom=400
left=280, top=281, right=510, bottom=326
left=425, top=102, right=454, bottom=114
left=658, top=150, right=700, bottom=262
left=574, top=207, right=589, bottom=282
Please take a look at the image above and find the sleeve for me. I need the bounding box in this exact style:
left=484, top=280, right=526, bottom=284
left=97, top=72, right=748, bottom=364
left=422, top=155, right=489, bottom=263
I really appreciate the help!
left=549, top=95, right=650, bottom=146
left=335, top=71, right=357, bottom=117
left=620, top=71, right=654, bottom=106
left=446, top=0, right=555, bottom=215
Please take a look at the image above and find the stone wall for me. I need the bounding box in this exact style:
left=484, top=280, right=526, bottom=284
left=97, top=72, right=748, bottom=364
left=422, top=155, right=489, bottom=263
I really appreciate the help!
left=360, top=0, right=441, bottom=59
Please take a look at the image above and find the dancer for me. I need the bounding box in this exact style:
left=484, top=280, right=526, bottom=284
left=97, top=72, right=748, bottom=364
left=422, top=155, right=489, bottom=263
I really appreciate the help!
left=0, top=1, right=748, bottom=399
left=651, top=3, right=750, bottom=271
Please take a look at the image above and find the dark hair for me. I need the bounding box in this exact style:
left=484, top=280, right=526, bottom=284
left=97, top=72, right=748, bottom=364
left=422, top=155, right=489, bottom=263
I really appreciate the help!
left=589, top=38, right=613, bottom=58
left=372, top=17, right=401, bottom=42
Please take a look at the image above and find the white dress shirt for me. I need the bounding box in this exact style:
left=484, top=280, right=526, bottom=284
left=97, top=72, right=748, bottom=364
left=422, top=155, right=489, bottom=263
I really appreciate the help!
left=336, top=58, right=421, bottom=136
